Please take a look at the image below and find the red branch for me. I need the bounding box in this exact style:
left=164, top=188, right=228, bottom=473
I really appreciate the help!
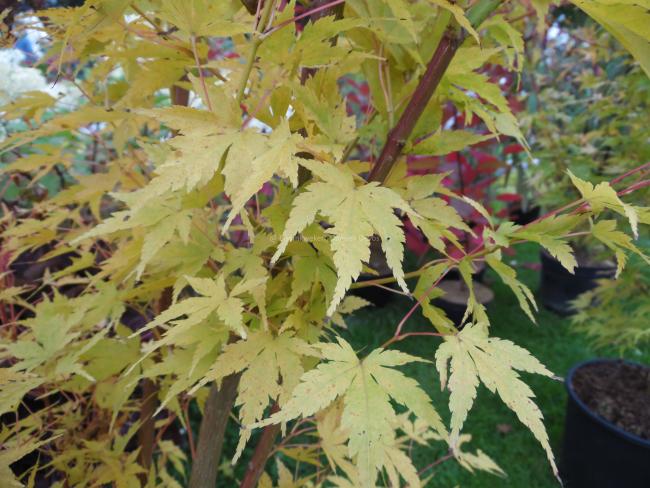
left=367, top=32, right=461, bottom=183
left=239, top=405, right=281, bottom=488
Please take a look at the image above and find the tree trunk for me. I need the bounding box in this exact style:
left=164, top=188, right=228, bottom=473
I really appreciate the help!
left=239, top=406, right=281, bottom=488
left=188, top=373, right=242, bottom=488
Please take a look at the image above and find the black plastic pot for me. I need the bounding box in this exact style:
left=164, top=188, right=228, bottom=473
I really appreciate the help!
left=561, top=359, right=650, bottom=488
left=539, top=250, right=615, bottom=315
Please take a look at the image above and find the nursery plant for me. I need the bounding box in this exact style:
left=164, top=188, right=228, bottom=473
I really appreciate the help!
left=517, top=20, right=650, bottom=314
left=572, top=250, right=650, bottom=352
left=559, top=243, right=650, bottom=487
left=1, top=1, right=650, bottom=487
left=525, top=21, right=650, bottom=261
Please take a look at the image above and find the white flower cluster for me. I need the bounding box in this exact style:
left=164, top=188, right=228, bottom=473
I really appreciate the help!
left=0, top=49, right=49, bottom=107
left=0, top=48, right=82, bottom=112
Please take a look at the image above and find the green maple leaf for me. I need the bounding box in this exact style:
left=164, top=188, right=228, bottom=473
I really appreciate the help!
left=591, top=219, right=650, bottom=277
left=0, top=370, right=42, bottom=416
left=253, top=337, right=445, bottom=487
left=514, top=214, right=583, bottom=273
left=486, top=252, right=538, bottom=323
left=158, top=0, right=249, bottom=37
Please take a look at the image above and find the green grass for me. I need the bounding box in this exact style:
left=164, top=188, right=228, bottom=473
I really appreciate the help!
left=211, top=243, right=648, bottom=486
left=338, top=244, right=650, bottom=487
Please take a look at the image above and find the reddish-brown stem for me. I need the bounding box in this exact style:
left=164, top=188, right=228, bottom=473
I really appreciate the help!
left=367, top=31, right=461, bottom=183
left=137, top=379, right=157, bottom=479
left=617, top=179, right=650, bottom=196
left=188, top=372, right=242, bottom=488
left=262, top=0, right=346, bottom=38
left=610, top=161, right=650, bottom=186
left=154, top=413, right=178, bottom=446
left=382, top=331, right=447, bottom=349
left=417, top=450, right=454, bottom=476
left=366, top=0, right=504, bottom=183
left=239, top=405, right=281, bottom=488
left=391, top=267, right=450, bottom=340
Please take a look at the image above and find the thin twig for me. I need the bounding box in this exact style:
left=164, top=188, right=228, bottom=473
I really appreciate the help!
left=382, top=331, right=447, bottom=349
left=417, top=451, right=454, bottom=476
left=236, top=0, right=276, bottom=103
left=391, top=267, right=450, bottom=339
left=190, top=35, right=213, bottom=112
left=261, top=0, right=346, bottom=38
left=610, top=161, right=650, bottom=186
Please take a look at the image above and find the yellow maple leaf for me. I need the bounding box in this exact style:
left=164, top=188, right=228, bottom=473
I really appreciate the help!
left=271, top=160, right=413, bottom=315
left=435, top=323, right=558, bottom=478
left=253, top=338, right=445, bottom=487
left=568, top=170, right=639, bottom=237
left=222, top=120, right=304, bottom=231
left=191, top=331, right=318, bottom=461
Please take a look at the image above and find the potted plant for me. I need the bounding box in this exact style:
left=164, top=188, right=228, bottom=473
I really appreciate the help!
left=1, top=1, right=649, bottom=487
left=524, top=18, right=650, bottom=315
left=561, top=252, right=650, bottom=487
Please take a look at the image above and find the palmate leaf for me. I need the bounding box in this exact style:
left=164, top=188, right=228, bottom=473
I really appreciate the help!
left=191, top=331, right=318, bottom=461
left=591, top=219, right=650, bottom=277
left=76, top=194, right=194, bottom=280
left=124, top=133, right=234, bottom=212
left=428, top=0, right=480, bottom=42
left=568, top=170, right=639, bottom=237
left=223, top=120, right=305, bottom=231
left=157, top=0, right=248, bottom=37
left=435, top=324, right=558, bottom=477
left=135, top=274, right=265, bottom=341
left=271, top=160, right=413, bottom=315
left=455, top=433, right=505, bottom=477
left=514, top=215, right=583, bottom=273
left=0, top=426, right=54, bottom=488
left=410, top=129, right=494, bottom=156
left=485, top=252, right=538, bottom=323
left=253, top=337, right=445, bottom=487
left=0, top=370, right=42, bottom=416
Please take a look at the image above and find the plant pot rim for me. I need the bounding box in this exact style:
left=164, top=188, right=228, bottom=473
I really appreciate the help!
left=566, top=358, right=650, bottom=449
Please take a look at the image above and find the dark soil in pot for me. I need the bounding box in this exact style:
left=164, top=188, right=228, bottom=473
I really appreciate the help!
left=561, top=359, right=650, bottom=488
left=539, top=249, right=615, bottom=316
left=573, top=361, right=650, bottom=439
left=433, top=279, right=494, bottom=328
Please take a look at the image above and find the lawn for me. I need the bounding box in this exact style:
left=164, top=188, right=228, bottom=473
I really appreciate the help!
left=213, top=243, right=648, bottom=487
left=337, top=243, right=649, bottom=488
